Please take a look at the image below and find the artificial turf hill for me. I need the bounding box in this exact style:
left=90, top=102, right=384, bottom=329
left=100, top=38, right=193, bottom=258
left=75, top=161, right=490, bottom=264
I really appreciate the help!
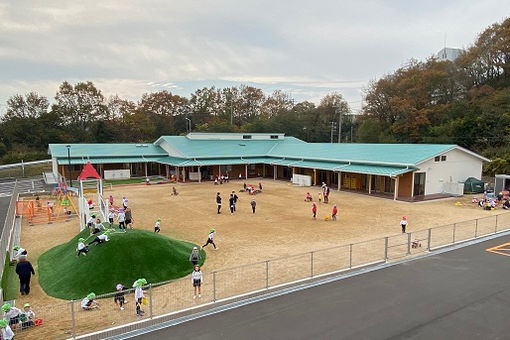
left=38, top=228, right=205, bottom=299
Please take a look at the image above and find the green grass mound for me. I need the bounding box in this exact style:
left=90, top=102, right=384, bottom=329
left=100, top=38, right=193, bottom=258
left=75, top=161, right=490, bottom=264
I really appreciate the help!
left=38, top=229, right=205, bottom=300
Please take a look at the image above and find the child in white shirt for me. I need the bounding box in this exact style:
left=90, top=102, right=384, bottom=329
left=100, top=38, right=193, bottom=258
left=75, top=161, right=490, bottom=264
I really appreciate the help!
left=117, top=209, right=126, bottom=231
left=132, top=278, right=147, bottom=316
left=154, top=218, right=161, bottom=233
left=77, top=238, right=88, bottom=256
left=401, top=216, right=408, bottom=233
left=0, top=319, right=14, bottom=340
left=192, top=265, right=203, bottom=299
left=81, top=292, right=98, bottom=310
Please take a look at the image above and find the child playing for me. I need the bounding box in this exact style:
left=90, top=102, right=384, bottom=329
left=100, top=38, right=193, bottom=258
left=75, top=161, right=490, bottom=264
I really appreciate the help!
left=20, top=303, right=35, bottom=328
left=154, top=218, right=161, bottom=233
left=93, top=218, right=104, bottom=234
left=77, top=238, right=88, bottom=256
left=172, top=187, right=178, bottom=196
left=122, top=196, right=128, bottom=209
left=81, top=292, right=99, bottom=310
left=201, top=229, right=218, bottom=250
left=87, top=213, right=96, bottom=235
left=312, top=202, right=317, bottom=219
left=189, top=247, right=201, bottom=266
left=401, top=216, right=408, bottom=233
left=108, top=208, right=115, bottom=227
left=305, top=192, right=312, bottom=202
left=2, top=303, right=22, bottom=326
left=109, top=195, right=114, bottom=206
left=88, top=199, right=94, bottom=210
left=88, top=231, right=110, bottom=246
left=332, top=204, right=338, bottom=221
left=192, top=265, right=203, bottom=299
left=318, top=192, right=323, bottom=203
left=0, top=319, right=14, bottom=340
left=117, top=208, right=126, bottom=231
left=114, top=284, right=127, bottom=311
left=133, top=278, right=147, bottom=316
left=250, top=198, right=256, bottom=214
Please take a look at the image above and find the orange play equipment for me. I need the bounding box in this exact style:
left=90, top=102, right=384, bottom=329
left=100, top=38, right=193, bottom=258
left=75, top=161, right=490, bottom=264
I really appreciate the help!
left=16, top=182, right=78, bottom=225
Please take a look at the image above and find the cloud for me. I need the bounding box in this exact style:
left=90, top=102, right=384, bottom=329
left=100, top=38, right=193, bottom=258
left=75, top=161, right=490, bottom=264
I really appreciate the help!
left=1, top=0, right=509, bottom=114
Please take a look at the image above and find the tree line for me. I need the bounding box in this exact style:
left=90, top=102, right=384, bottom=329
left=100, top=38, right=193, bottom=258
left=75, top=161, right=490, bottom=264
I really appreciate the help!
left=1, top=17, right=509, bottom=175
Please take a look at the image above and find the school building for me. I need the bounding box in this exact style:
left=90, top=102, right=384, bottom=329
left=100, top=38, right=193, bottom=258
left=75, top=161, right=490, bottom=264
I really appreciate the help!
left=48, top=132, right=489, bottom=201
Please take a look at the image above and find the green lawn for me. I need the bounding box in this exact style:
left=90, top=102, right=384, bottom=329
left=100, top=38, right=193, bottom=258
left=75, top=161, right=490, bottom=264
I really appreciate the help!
left=103, top=178, right=147, bottom=185
left=38, top=228, right=205, bottom=299
left=1, top=252, right=19, bottom=301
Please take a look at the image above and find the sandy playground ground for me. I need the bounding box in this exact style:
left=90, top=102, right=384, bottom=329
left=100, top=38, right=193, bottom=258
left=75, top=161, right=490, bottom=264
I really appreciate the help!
left=15, top=179, right=509, bottom=339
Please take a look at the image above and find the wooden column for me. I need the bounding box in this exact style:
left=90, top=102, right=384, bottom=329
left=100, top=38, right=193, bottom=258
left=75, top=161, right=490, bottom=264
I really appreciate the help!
left=313, top=169, right=317, bottom=186
left=245, top=164, right=248, bottom=179
left=338, top=172, right=341, bottom=190
left=411, top=172, right=415, bottom=197
left=263, top=164, right=266, bottom=177
left=368, top=174, right=372, bottom=194
left=218, top=165, right=221, bottom=177
left=273, top=165, right=277, bottom=180
left=292, top=167, right=295, bottom=180
left=176, top=167, right=180, bottom=182
left=165, top=165, right=169, bottom=178
left=198, top=166, right=201, bottom=183
left=144, top=163, right=148, bottom=177
left=182, top=167, right=186, bottom=182
left=394, top=176, right=399, bottom=200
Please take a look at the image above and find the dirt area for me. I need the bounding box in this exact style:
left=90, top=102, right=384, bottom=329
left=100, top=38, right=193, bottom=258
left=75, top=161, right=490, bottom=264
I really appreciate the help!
left=15, top=180, right=509, bottom=339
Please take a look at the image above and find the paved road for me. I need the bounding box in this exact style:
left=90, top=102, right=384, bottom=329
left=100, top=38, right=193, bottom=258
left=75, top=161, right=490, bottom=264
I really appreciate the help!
left=134, top=235, right=510, bottom=340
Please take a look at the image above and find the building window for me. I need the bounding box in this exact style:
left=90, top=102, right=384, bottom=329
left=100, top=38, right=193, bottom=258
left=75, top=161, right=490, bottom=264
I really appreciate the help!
left=243, top=135, right=252, bottom=139
left=434, top=156, right=440, bottom=162
left=441, top=155, right=447, bottom=161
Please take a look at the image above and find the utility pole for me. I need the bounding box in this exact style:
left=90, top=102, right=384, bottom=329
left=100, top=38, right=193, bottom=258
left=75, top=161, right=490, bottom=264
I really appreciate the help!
left=330, top=122, right=337, bottom=143
left=336, top=108, right=343, bottom=143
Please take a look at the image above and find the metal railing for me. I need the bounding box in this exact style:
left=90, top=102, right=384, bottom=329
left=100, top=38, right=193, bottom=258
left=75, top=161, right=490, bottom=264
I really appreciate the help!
left=8, top=212, right=510, bottom=340
left=0, top=181, right=20, bottom=304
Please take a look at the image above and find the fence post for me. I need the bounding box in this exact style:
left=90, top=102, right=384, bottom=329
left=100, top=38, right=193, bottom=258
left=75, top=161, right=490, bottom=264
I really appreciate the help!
left=349, top=244, right=353, bottom=268
left=310, top=251, right=314, bottom=277
left=149, top=284, right=153, bottom=319
left=427, top=228, right=432, bottom=251
left=453, top=223, right=456, bottom=243
left=70, top=300, right=76, bottom=339
left=265, top=260, right=269, bottom=289
left=475, top=219, right=478, bottom=238
left=213, top=271, right=217, bottom=302
left=384, top=237, right=388, bottom=262
left=407, top=233, right=411, bottom=255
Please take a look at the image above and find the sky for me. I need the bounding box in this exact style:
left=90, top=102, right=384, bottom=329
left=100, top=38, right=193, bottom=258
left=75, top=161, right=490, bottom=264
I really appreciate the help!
left=1, top=1, right=509, bottom=115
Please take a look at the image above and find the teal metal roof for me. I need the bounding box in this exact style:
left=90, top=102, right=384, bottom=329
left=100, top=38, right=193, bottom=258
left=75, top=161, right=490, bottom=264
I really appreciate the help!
left=56, top=156, right=162, bottom=165
left=337, top=164, right=412, bottom=176
left=49, top=143, right=167, bottom=158
left=155, top=136, right=305, bottom=158
left=268, top=143, right=457, bottom=166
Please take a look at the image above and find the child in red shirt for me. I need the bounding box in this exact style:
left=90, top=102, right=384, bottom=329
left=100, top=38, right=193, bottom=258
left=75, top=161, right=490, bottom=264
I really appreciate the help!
left=312, top=202, right=317, bottom=219
left=332, top=204, right=338, bottom=221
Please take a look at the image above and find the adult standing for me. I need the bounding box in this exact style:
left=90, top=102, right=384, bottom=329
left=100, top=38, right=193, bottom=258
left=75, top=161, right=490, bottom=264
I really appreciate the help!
left=216, top=192, right=222, bottom=214
left=15, top=257, right=35, bottom=296
left=125, top=206, right=133, bottom=229
left=231, top=191, right=239, bottom=212
left=250, top=198, right=256, bottom=214
left=229, top=194, right=235, bottom=214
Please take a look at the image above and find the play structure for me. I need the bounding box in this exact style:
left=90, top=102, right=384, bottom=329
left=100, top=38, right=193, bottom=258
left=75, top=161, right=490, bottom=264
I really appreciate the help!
left=16, top=182, right=78, bottom=225
left=77, top=162, right=108, bottom=231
